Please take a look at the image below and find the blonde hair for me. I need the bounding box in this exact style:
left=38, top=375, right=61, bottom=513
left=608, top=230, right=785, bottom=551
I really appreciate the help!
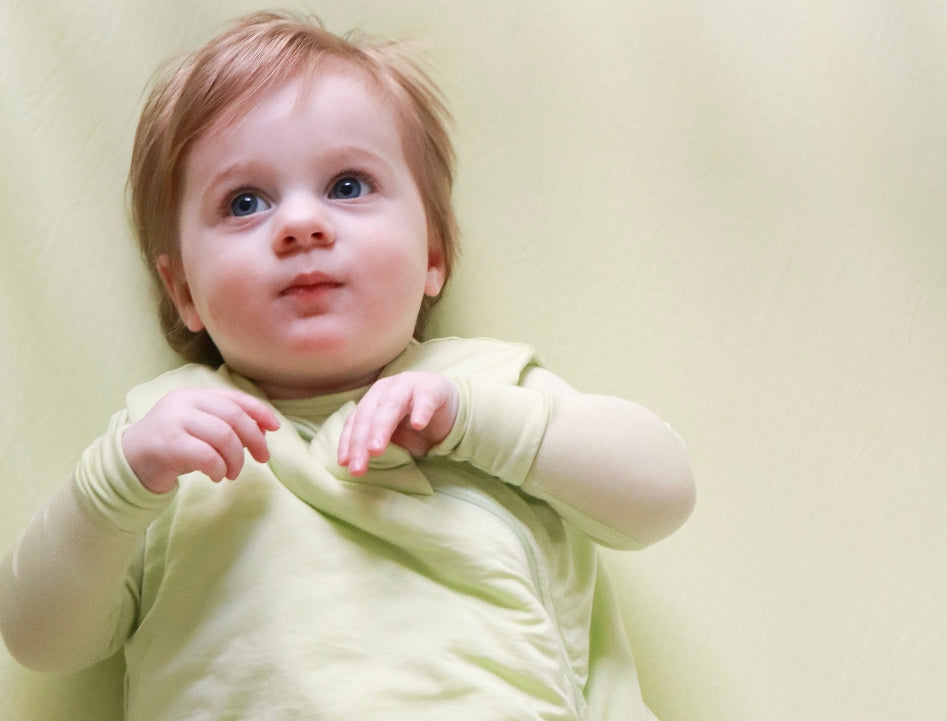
left=129, top=11, right=458, bottom=365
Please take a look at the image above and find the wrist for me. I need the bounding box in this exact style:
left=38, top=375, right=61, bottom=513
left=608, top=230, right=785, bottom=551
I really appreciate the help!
left=73, top=414, right=176, bottom=534
left=430, top=379, right=550, bottom=486
left=121, top=425, right=178, bottom=494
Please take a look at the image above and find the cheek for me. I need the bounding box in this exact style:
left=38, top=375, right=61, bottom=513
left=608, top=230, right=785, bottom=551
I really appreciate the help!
left=356, top=244, right=430, bottom=328
left=385, top=240, right=433, bottom=297
left=187, top=258, right=261, bottom=329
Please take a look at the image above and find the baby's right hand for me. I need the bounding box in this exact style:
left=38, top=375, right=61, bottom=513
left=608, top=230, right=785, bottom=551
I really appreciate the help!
left=122, top=388, right=280, bottom=494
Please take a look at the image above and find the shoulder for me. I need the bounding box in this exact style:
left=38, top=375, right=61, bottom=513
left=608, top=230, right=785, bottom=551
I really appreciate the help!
left=124, top=364, right=256, bottom=420
left=383, top=337, right=541, bottom=385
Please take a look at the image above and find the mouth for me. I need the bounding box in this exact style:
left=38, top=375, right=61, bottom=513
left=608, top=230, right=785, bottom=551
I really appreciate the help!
left=280, top=271, right=343, bottom=299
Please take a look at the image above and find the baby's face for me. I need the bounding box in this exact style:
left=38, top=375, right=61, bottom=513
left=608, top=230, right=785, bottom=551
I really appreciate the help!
left=161, top=68, right=444, bottom=398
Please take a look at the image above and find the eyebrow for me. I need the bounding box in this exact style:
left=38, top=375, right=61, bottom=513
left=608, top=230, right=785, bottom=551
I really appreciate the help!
left=204, top=161, right=262, bottom=189
left=200, top=145, right=397, bottom=196
left=321, top=144, right=397, bottom=174
left=193, top=160, right=268, bottom=210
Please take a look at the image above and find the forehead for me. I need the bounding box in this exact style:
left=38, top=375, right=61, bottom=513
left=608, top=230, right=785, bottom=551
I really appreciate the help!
left=185, top=67, right=409, bottom=177
left=206, top=62, right=405, bottom=146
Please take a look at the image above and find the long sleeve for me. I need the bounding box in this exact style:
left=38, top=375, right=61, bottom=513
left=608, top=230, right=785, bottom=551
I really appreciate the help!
left=433, top=367, right=696, bottom=549
left=0, top=410, right=173, bottom=672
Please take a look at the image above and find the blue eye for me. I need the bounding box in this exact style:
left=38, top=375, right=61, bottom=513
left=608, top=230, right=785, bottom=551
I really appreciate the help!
left=229, top=192, right=270, bottom=217
left=329, top=176, right=371, bottom=200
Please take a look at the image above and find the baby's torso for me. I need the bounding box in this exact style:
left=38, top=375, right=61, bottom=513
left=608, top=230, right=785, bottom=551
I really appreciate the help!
left=126, top=444, right=596, bottom=721
left=121, top=339, right=597, bottom=721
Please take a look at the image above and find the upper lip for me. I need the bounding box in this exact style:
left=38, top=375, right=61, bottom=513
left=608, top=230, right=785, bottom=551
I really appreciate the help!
left=280, top=270, right=342, bottom=294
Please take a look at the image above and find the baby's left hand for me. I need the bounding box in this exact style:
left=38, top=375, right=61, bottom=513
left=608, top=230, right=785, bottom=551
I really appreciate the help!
left=337, top=371, right=459, bottom=476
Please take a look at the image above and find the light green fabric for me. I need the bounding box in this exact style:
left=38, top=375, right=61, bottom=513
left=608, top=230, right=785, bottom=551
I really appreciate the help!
left=5, top=338, right=657, bottom=720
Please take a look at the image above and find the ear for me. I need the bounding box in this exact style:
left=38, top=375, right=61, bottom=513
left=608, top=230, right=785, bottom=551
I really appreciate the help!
left=156, top=254, right=205, bottom=333
left=424, top=244, right=447, bottom=298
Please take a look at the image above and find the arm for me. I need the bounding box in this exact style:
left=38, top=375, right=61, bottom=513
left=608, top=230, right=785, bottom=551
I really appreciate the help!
left=519, top=366, right=696, bottom=548
left=0, top=412, right=164, bottom=672
left=439, top=367, right=695, bottom=549
left=337, top=367, right=695, bottom=549
left=0, top=388, right=280, bottom=672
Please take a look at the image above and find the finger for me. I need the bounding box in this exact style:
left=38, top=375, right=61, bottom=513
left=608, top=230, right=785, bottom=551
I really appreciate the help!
left=168, top=434, right=230, bottom=483
left=216, top=389, right=281, bottom=432
left=408, top=392, right=439, bottom=430
left=184, top=412, right=251, bottom=481
left=340, top=380, right=412, bottom=475
left=375, top=377, right=436, bottom=450
left=338, top=383, right=385, bottom=464
left=337, top=413, right=353, bottom=467
left=417, top=377, right=460, bottom=446
left=195, top=391, right=277, bottom=466
left=389, top=425, right=432, bottom=458
left=336, top=391, right=373, bottom=468
left=340, top=392, right=386, bottom=475
left=337, top=403, right=367, bottom=469
left=366, top=385, right=414, bottom=454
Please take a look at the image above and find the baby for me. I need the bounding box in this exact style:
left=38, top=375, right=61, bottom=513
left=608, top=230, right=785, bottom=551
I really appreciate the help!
left=0, top=11, right=695, bottom=721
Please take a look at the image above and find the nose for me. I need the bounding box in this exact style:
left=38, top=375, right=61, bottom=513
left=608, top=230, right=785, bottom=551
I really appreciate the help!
left=272, top=194, right=335, bottom=254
